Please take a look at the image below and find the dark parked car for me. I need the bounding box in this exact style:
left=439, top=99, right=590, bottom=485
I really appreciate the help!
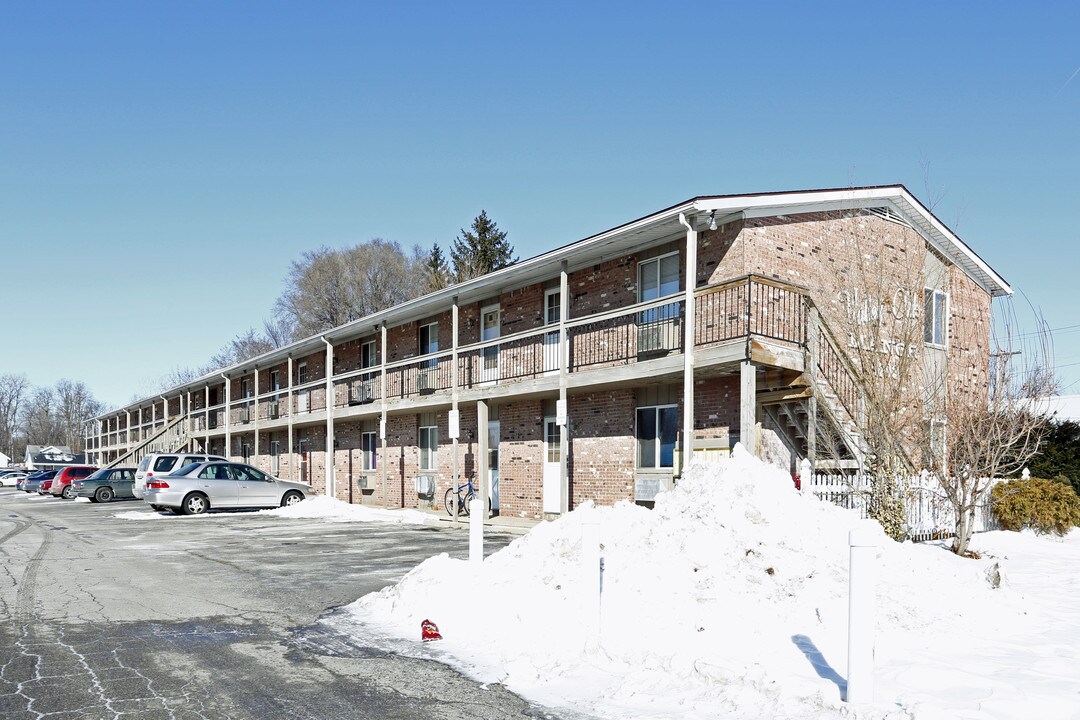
left=38, top=478, right=55, bottom=495
left=50, top=466, right=99, bottom=499
left=74, top=467, right=136, bottom=503
left=22, top=470, right=56, bottom=493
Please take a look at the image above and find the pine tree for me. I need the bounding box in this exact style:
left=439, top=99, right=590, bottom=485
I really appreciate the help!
left=450, top=210, right=516, bottom=282
left=425, top=243, right=451, bottom=293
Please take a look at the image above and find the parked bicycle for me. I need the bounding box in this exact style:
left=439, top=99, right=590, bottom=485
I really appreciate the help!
left=444, top=478, right=491, bottom=517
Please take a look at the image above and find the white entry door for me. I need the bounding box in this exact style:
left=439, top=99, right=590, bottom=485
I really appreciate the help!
left=480, top=304, right=500, bottom=384
left=543, top=288, right=561, bottom=375
left=542, top=417, right=562, bottom=513
left=488, top=420, right=500, bottom=511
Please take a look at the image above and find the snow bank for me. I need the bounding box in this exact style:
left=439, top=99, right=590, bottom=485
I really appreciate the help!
left=259, top=494, right=433, bottom=525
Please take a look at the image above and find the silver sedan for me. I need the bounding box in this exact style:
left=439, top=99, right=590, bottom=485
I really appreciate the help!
left=143, top=461, right=315, bottom=515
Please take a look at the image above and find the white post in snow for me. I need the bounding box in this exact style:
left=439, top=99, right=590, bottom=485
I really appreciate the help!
left=800, top=458, right=812, bottom=494
left=469, top=498, right=483, bottom=564
left=846, top=520, right=881, bottom=704
left=581, top=517, right=601, bottom=642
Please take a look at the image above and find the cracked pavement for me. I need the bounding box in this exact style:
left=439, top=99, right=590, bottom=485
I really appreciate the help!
left=0, top=490, right=577, bottom=719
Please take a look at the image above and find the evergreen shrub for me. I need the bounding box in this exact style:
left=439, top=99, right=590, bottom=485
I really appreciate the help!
left=990, top=477, right=1080, bottom=535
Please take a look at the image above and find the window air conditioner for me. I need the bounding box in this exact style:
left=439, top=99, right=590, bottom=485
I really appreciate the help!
left=417, top=369, right=436, bottom=395
left=350, top=380, right=375, bottom=405
left=268, top=402, right=280, bottom=419
left=238, top=408, right=250, bottom=423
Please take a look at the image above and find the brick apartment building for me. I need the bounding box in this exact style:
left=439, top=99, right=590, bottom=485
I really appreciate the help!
left=84, top=186, right=1009, bottom=518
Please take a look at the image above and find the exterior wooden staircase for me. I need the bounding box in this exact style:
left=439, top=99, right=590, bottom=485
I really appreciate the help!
left=104, top=415, right=192, bottom=470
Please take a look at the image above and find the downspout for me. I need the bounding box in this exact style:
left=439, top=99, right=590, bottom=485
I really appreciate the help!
left=678, top=212, right=698, bottom=470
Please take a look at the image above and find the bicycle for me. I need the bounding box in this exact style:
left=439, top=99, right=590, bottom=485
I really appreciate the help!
left=443, top=478, right=491, bottom=517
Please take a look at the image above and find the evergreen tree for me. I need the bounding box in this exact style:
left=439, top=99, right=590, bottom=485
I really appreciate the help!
left=1026, top=419, right=1080, bottom=495
left=450, top=210, right=516, bottom=282
left=425, top=243, right=451, bottom=293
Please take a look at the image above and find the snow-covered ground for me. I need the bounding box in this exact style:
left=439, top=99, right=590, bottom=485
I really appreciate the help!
left=258, top=495, right=433, bottom=524
left=325, top=447, right=1080, bottom=720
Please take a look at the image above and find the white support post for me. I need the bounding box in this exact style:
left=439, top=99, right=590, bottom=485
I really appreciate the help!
left=846, top=521, right=881, bottom=704
left=740, top=360, right=757, bottom=456
left=477, top=399, right=489, bottom=519
left=581, top=517, right=601, bottom=642
left=253, top=366, right=260, bottom=465
left=451, top=297, right=460, bottom=519
left=559, top=259, right=569, bottom=514
left=203, top=385, right=210, bottom=453
left=469, top=498, right=483, bottom=563
left=222, top=375, right=232, bottom=460
left=380, top=322, right=388, bottom=508
left=800, top=457, right=813, bottom=494
left=323, top=337, right=335, bottom=498
left=679, top=213, right=697, bottom=466
left=287, top=356, right=294, bottom=480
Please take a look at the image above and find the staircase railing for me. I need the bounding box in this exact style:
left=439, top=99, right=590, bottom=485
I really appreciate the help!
left=104, top=415, right=190, bottom=470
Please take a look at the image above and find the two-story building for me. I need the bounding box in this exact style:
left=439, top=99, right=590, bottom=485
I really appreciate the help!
left=84, top=186, right=1009, bottom=518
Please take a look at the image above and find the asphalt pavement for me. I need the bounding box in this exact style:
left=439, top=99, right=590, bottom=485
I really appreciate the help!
left=0, top=488, right=578, bottom=720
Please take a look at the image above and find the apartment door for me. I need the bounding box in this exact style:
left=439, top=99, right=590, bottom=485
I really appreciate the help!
left=542, top=416, right=561, bottom=513
left=488, top=419, right=500, bottom=511
left=297, top=439, right=310, bottom=486
left=543, top=288, right=560, bottom=375
left=480, top=304, right=501, bottom=384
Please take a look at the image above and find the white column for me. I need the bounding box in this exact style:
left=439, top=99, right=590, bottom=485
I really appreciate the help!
left=477, top=399, right=489, bottom=518
left=204, top=385, right=210, bottom=452
left=380, top=323, right=388, bottom=508
left=469, top=498, right=483, bottom=563
left=559, top=259, right=570, bottom=514
left=740, top=360, right=757, bottom=456
left=222, top=375, right=232, bottom=460
left=679, top=213, right=697, bottom=465
left=451, top=297, right=461, bottom=518
left=323, top=337, right=335, bottom=498
left=253, top=366, right=260, bottom=465
left=287, top=356, right=294, bottom=480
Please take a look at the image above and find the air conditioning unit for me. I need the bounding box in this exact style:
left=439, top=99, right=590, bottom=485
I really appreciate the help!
left=238, top=408, right=250, bottom=423
left=417, top=369, right=436, bottom=395
left=350, top=380, right=375, bottom=405
left=268, top=402, right=280, bottom=419
left=414, top=475, right=435, bottom=497
left=638, top=319, right=679, bottom=354
left=297, top=391, right=310, bottom=413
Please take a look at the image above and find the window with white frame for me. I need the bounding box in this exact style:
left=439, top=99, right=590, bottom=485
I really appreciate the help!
left=637, top=253, right=681, bottom=351
left=361, top=421, right=377, bottom=471
left=361, top=340, right=377, bottom=371
left=419, top=322, right=439, bottom=369
left=269, top=369, right=280, bottom=392
left=270, top=439, right=281, bottom=475
left=638, top=252, right=681, bottom=304
left=923, top=288, right=947, bottom=346
left=636, top=405, right=678, bottom=469
left=241, top=377, right=252, bottom=398
left=419, top=416, right=438, bottom=471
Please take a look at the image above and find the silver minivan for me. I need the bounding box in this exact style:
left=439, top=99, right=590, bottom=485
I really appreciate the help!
left=134, top=452, right=226, bottom=499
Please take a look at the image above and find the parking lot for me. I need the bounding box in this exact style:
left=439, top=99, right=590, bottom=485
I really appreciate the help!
left=0, top=488, right=571, bottom=719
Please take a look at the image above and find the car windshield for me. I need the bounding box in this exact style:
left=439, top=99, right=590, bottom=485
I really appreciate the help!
left=86, top=469, right=110, bottom=480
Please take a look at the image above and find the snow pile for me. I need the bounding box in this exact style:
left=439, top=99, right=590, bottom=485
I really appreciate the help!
left=259, top=494, right=433, bottom=525
left=329, top=447, right=1068, bottom=719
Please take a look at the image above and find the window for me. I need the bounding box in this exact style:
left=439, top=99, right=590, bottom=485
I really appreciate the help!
left=545, top=418, right=560, bottom=463
left=545, top=289, right=561, bottom=325
left=419, top=322, right=439, bottom=369
left=636, top=405, right=678, bottom=469
left=361, top=428, right=377, bottom=471
left=153, top=456, right=178, bottom=473
left=923, top=289, right=947, bottom=346
left=419, top=416, right=438, bottom=471
left=638, top=252, right=681, bottom=304
left=241, top=443, right=251, bottom=464
left=241, top=377, right=252, bottom=398
left=638, top=253, right=681, bottom=345
left=298, top=362, right=309, bottom=385
left=270, top=370, right=281, bottom=392
left=361, top=340, right=377, bottom=369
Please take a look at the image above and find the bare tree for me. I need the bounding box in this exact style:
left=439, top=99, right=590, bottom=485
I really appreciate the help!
left=274, top=238, right=426, bottom=337
left=21, top=387, right=59, bottom=448
left=54, top=379, right=105, bottom=453
left=0, top=373, right=29, bottom=460
left=921, top=304, right=1056, bottom=555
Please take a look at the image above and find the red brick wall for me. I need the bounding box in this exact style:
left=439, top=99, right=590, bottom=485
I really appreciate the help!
left=499, top=399, right=545, bottom=517
left=569, top=389, right=636, bottom=508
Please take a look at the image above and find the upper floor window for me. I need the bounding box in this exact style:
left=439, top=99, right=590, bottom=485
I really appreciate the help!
left=298, top=361, right=309, bottom=385
left=923, top=289, right=947, bottom=346
left=241, top=377, right=252, bottom=398
left=361, top=340, right=377, bottom=369
left=638, top=252, right=680, bottom=303
left=419, top=322, right=439, bottom=355
left=269, top=369, right=280, bottom=392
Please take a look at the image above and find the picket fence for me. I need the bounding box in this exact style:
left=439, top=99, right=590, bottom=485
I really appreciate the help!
left=804, top=471, right=999, bottom=542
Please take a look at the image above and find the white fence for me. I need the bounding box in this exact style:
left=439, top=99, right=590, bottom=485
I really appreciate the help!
left=805, top=472, right=999, bottom=542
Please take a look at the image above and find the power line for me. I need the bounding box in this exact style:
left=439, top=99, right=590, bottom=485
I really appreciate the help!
left=1015, top=323, right=1080, bottom=339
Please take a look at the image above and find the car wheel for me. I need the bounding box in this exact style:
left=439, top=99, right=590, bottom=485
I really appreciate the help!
left=281, top=490, right=304, bottom=507
left=96, top=487, right=114, bottom=503
left=181, top=493, right=209, bottom=515
left=62, top=485, right=76, bottom=499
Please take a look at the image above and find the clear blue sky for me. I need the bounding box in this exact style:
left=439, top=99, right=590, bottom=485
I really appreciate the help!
left=2, top=1, right=1078, bottom=410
